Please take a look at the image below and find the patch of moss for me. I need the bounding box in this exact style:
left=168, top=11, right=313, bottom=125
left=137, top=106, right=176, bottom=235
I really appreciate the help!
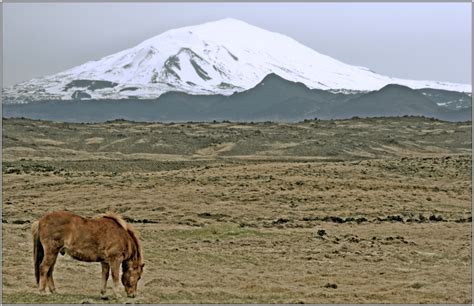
left=218, top=82, right=237, bottom=89
left=160, top=65, right=181, bottom=82
left=151, top=71, right=159, bottom=83
left=71, top=90, right=91, bottom=100
left=180, top=48, right=204, bottom=61
left=165, top=55, right=181, bottom=70
left=119, top=87, right=139, bottom=92
left=226, top=49, right=239, bottom=61
left=190, top=59, right=211, bottom=81
left=64, top=80, right=118, bottom=91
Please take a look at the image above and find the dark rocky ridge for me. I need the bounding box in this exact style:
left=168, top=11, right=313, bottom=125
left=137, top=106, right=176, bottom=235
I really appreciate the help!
left=3, top=74, right=471, bottom=123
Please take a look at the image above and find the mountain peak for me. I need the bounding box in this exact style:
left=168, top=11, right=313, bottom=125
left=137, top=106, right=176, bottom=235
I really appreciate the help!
left=204, top=18, right=252, bottom=27
left=3, top=19, right=471, bottom=104
left=193, top=18, right=265, bottom=33
left=142, top=18, right=264, bottom=47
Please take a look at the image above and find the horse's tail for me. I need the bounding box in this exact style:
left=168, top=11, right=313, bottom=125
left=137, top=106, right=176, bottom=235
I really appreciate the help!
left=32, top=221, right=43, bottom=285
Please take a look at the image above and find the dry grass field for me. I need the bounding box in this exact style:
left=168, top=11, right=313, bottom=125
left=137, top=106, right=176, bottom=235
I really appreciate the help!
left=2, top=117, right=472, bottom=303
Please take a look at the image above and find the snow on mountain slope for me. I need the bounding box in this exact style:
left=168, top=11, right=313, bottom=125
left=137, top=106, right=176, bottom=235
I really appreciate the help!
left=3, top=18, right=471, bottom=103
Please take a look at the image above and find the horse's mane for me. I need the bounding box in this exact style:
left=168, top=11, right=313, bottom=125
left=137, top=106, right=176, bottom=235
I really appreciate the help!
left=101, top=212, right=143, bottom=265
left=102, top=212, right=128, bottom=230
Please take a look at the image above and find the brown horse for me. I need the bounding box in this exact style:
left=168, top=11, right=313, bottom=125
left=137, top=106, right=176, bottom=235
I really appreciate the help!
left=32, top=211, right=144, bottom=298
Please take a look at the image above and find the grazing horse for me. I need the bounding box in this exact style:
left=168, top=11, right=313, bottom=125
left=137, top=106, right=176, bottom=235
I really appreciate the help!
left=31, top=211, right=144, bottom=298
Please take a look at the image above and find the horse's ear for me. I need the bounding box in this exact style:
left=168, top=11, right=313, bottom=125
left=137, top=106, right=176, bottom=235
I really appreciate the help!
left=141, top=263, right=145, bottom=269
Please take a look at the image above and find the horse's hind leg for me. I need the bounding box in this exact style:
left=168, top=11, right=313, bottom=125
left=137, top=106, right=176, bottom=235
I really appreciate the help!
left=39, top=250, right=59, bottom=294
left=100, top=262, right=110, bottom=299
left=47, top=256, right=58, bottom=294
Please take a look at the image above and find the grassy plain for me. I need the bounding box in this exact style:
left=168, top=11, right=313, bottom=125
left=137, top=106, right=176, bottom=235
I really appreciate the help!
left=2, top=117, right=472, bottom=303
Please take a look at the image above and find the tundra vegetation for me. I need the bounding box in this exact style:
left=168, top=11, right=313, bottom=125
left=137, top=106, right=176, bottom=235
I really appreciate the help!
left=2, top=116, right=471, bottom=304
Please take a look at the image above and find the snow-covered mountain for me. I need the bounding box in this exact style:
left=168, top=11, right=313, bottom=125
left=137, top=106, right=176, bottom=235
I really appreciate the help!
left=3, top=18, right=471, bottom=104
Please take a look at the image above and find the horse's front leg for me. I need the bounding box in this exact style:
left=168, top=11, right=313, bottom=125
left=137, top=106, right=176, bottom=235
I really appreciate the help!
left=110, top=260, right=122, bottom=299
left=100, top=262, right=110, bottom=299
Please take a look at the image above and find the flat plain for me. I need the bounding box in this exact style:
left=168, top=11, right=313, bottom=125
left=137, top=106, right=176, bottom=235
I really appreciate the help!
left=2, top=116, right=472, bottom=303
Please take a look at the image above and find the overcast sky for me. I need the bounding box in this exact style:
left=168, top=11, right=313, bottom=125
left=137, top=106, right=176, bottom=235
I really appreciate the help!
left=3, top=3, right=471, bottom=87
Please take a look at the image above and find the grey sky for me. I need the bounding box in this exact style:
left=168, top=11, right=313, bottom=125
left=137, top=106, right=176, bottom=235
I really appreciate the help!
left=3, top=2, right=471, bottom=87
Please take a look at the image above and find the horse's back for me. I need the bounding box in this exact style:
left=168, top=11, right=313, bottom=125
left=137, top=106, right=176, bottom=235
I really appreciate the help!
left=39, top=211, right=83, bottom=232
left=37, top=211, right=83, bottom=245
left=40, top=210, right=81, bottom=223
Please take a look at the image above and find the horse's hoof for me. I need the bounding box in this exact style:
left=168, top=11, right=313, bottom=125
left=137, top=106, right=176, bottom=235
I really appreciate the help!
left=100, top=291, right=109, bottom=300
left=39, top=290, right=49, bottom=296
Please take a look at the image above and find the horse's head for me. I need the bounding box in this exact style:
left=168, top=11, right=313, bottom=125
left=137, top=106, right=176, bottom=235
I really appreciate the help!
left=122, top=260, right=144, bottom=298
